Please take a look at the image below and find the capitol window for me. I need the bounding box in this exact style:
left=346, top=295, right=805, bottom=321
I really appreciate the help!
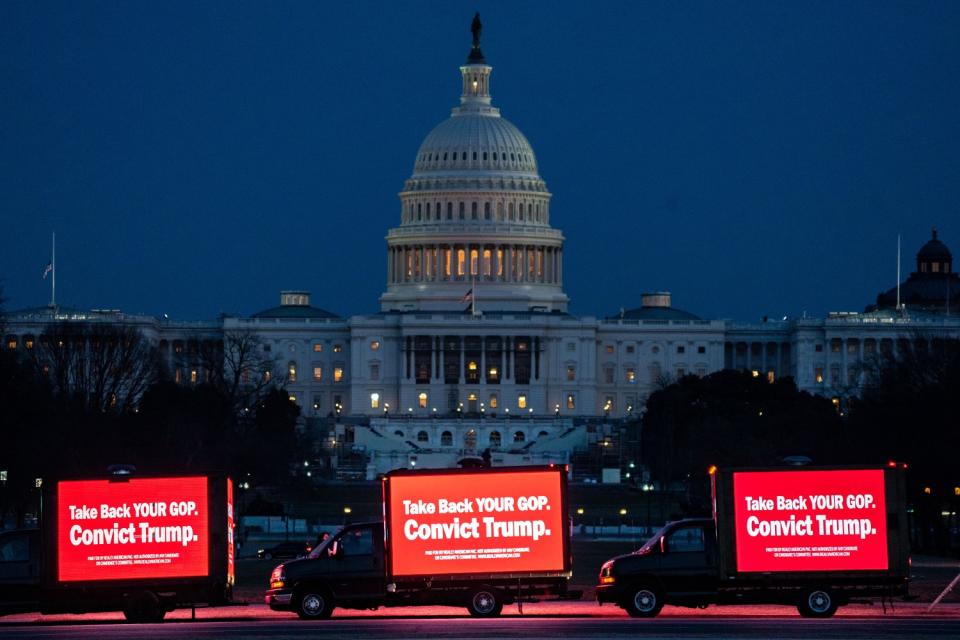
left=334, top=344, right=343, bottom=353
left=370, top=364, right=379, bottom=381
left=447, top=202, right=453, bottom=219
left=334, top=367, right=343, bottom=383
left=370, top=340, right=380, bottom=351
left=698, top=346, right=706, bottom=354
left=566, top=365, right=575, bottom=381
left=288, top=361, right=297, bottom=382
left=489, top=394, right=498, bottom=409
left=489, top=431, right=502, bottom=447
left=370, top=392, right=380, bottom=409
left=313, top=366, right=322, bottom=381
left=626, top=368, right=636, bottom=383
left=484, top=202, right=491, bottom=219
left=459, top=202, right=465, bottom=219
left=471, top=202, right=478, bottom=219
left=418, top=392, right=428, bottom=408
left=605, top=344, right=614, bottom=354
left=313, top=343, right=323, bottom=352
left=566, top=394, right=575, bottom=410
left=815, top=367, right=824, bottom=384
left=190, top=369, right=198, bottom=384
left=441, top=431, right=453, bottom=446
left=517, top=394, right=527, bottom=409
left=417, top=431, right=429, bottom=443
left=513, top=431, right=525, bottom=443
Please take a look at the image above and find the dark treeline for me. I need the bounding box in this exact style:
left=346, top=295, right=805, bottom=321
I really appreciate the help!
left=0, top=319, right=304, bottom=528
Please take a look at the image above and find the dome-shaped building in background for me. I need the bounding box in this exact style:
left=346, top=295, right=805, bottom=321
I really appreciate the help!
left=874, top=228, right=959, bottom=313
left=380, top=21, right=567, bottom=312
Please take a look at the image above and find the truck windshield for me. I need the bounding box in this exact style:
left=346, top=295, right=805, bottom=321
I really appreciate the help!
left=635, top=524, right=670, bottom=554
left=307, top=527, right=343, bottom=559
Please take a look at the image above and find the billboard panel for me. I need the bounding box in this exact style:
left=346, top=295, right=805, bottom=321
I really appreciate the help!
left=57, top=477, right=209, bottom=582
left=733, top=469, right=888, bottom=572
left=386, top=469, right=566, bottom=577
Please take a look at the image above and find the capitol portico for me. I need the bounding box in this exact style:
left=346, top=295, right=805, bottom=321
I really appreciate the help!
left=3, top=16, right=959, bottom=480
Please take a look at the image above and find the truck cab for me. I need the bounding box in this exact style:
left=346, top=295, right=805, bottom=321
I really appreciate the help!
left=266, top=522, right=386, bottom=618
left=597, top=518, right=718, bottom=617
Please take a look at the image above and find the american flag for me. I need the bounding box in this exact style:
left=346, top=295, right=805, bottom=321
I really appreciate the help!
left=42, top=262, right=52, bottom=279
left=460, top=288, right=473, bottom=303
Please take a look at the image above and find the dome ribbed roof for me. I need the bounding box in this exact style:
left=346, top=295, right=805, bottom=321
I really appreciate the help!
left=412, top=114, right=538, bottom=176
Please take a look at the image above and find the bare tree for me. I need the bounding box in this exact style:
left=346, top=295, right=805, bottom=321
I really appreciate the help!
left=30, top=322, right=158, bottom=413
left=197, top=328, right=279, bottom=413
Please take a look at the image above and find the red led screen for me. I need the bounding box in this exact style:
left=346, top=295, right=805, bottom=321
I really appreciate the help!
left=387, top=469, right=566, bottom=577
left=57, top=477, right=209, bottom=582
left=733, top=469, right=888, bottom=572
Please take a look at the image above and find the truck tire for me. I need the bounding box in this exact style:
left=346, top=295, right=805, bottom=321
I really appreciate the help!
left=798, top=588, right=838, bottom=618
left=466, top=587, right=503, bottom=617
left=623, top=586, right=664, bottom=618
left=123, top=590, right=166, bottom=623
left=295, top=587, right=335, bottom=620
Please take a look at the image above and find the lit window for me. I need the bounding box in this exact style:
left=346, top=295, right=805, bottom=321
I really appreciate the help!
left=626, top=368, right=636, bottom=383
left=25, top=339, right=34, bottom=350
left=767, top=370, right=775, bottom=383
left=289, top=394, right=297, bottom=404
left=604, top=396, right=614, bottom=412
left=6, top=338, right=16, bottom=350
left=370, top=340, right=380, bottom=351
left=517, top=394, right=527, bottom=409
left=333, top=344, right=343, bottom=353
left=190, top=369, right=198, bottom=384
left=605, top=345, right=614, bottom=354
left=566, top=365, right=575, bottom=381
left=815, top=367, right=824, bottom=384
left=334, top=367, right=343, bottom=383
left=489, top=394, right=498, bottom=409
left=468, top=361, right=478, bottom=371
left=264, top=370, right=272, bottom=382
left=418, top=392, right=428, bottom=408
left=517, top=341, right=528, bottom=352
left=175, top=369, right=182, bottom=384
left=313, top=366, right=322, bottom=381
left=313, top=343, right=323, bottom=352
left=370, top=392, right=380, bottom=409
left=751, top=370, right=760, bottom=378
left=566, top=394, right=575, bottom=410
left=288, top=361, right=297, bottom=382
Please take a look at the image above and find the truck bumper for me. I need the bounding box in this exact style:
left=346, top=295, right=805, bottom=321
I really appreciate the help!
left=596, top=584, right=622, bottom=604
left=264, top=589, right=294, bottom=610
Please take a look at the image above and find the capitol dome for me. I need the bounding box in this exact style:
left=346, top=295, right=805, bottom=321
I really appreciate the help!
left=380, top=15, right=568, bottom=313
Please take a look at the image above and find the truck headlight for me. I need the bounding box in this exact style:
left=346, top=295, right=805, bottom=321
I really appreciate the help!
left=269, top=565, right=286, bottom=589
left=599, top=562, right=615, bottom=584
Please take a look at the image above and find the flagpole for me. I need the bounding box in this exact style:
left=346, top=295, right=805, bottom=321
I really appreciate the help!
left=51, top=231, right=56, bottom=309
left=471, top=269, right=476, bottom=317
left=896, top=234, right=901, bottom=311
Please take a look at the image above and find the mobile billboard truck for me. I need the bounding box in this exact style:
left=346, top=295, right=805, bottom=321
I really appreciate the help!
left=266, top=465, right=575, bottom=619
left=41, top=475, right=235, bottom=622
left=597, top=465, right=909, bottom=617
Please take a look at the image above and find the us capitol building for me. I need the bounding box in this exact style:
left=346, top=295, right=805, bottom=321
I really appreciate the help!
left=5, top=19, right=960, bottom=479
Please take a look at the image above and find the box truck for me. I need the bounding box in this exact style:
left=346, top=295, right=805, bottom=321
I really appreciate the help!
left=40, top=474, right=235, bottom=622
left=597, top=465, right=909, bottom=617
left=265, top=465, right=575, bottom=619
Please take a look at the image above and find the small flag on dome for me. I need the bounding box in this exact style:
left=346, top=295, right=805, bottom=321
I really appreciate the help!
left=42, top=262, right=53, bottom=279
left=460, top=288, right=473, bottom=303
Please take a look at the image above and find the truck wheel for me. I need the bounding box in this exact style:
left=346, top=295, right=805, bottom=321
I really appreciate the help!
left=295, top=587, right=334, bottom=620
left=466, top=587, right=503, bottom=617
left=123, top=590, right=166, bottom=623
left=798, top=588, right=838, bottom=618
left=623, top=586, right=663, bottom=618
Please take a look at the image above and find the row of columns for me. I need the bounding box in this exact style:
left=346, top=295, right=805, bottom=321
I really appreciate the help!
left=387, top=244, right=562, bottom=285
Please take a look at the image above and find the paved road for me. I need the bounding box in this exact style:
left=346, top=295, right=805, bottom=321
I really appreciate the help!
left=3, top=602, right=960, bottom=639
left=1, top=616, right=959, bottom=640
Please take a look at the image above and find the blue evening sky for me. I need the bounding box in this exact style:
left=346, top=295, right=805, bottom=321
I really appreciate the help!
left=1, top=1, right=958, bottom=321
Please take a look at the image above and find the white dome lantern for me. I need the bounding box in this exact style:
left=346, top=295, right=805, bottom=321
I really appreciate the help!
left=380, top=14, right=569, bottom=313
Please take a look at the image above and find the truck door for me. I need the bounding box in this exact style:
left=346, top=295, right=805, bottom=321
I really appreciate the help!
left=659, top=523, right=717, bottom=595
left=326, top=524, right=385, bottom=600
